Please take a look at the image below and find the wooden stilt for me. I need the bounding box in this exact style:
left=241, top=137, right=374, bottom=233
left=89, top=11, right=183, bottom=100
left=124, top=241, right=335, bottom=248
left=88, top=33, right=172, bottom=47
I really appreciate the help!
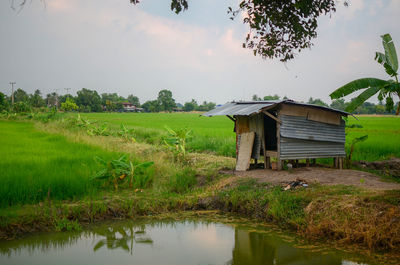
left=306, top=159, right=310, bottom=167
left=339, top=157, right=343, bottom=170
left=266, top=157, right=271, bottom=169
left=277, top=160, right=282, bottom=171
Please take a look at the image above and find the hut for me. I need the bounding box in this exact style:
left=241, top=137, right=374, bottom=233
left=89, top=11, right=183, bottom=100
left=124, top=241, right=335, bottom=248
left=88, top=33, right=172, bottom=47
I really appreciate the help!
left=203, top=100, right=350, bottom=171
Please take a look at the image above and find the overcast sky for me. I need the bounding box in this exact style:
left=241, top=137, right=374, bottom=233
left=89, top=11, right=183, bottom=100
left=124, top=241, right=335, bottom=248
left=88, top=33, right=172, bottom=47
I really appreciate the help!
left=0, top=0, right=399, bottom=105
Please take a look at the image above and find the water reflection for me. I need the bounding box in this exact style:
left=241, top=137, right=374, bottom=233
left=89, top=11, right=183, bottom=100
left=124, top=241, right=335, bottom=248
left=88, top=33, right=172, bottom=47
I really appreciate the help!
left=230, top=227, right=342, bottom=265
left=0, top=219, right=382, bottom=265
left=92, top=225, right=153, bottom=254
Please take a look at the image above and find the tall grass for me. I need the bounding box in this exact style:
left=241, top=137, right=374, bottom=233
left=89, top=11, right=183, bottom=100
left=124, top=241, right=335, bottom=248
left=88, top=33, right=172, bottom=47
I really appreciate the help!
left=0, top=121, right=121, bottom=207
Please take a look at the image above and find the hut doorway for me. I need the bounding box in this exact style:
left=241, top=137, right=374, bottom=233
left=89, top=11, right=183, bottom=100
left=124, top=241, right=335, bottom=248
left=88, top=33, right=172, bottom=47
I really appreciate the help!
left=263, top=113, right=277, bottom=151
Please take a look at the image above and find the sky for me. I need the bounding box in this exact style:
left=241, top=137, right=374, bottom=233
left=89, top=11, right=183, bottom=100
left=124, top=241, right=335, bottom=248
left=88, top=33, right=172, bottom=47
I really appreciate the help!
left=0, top=0, right=399, bottom=105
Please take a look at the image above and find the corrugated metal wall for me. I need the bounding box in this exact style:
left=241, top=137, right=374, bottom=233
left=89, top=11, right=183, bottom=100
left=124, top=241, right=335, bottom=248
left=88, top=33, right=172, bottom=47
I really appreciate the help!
left=279, top=115, right=346, bottom=159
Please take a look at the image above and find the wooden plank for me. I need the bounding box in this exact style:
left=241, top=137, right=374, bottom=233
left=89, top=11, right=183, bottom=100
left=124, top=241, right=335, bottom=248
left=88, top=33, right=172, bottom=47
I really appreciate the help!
left=280, top=103, right=341, bottom=125
left=279, top=104, right=309, bottom=117
left=226, top=115, right=236, bottom=122
left=266, top=151, right=278, bottom=157
left=235, top=132, right=255, bottom=171
left=276, top=112, right=282, bottom=171
left=263, top=111, right=281, bottom=124
left=236, top=116, right=250, bottom=134
left=307, top=108, right=341, bottom=125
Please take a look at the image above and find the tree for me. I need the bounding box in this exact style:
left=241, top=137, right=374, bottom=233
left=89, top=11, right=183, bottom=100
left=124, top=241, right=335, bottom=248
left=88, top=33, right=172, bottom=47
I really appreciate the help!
left=61, top=97, right=79, bottom=111
left=127, top=95, right=140, bottom=107
left=142, top=100, right=161, bottom=112
left=0, top=92, right=8, bottom=111
left=29, top=89, right=45, bottom=108
left=308, top=97, right=328, bottom=107
left=263, top=95, right=280, bottom=100
left=183, top=99, right=197, bottom=112
left=252, top=94, right=261, bottom=101
left=330, top=34, right=400, bottom=115
left=330, top=99, right=347, bottom=111
left=157, top=89, right=176, bottom=112
left=13, top=88, right=29, bottom=103
left=76, top=88, right=102, bottom=112
left=130, top=0, right=340, bottom=62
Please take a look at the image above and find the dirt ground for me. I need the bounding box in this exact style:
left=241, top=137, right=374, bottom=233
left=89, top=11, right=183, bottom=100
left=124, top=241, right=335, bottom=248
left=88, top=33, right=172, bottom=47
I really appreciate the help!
left=230, top=167, right=400, bottom=190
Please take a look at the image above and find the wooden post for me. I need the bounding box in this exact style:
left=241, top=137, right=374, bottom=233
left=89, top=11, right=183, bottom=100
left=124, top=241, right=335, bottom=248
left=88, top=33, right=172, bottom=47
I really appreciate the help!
left=277, top=159, right=282, bottom=170
left=276, top=112, right=282, bottom=170
left=312, top=159, right=316, bottom=165
left=306, top=159, right=310, bottom=167
left=339, top=157, right=343, bottom=170
left=266, top=156, right=271, bottom=169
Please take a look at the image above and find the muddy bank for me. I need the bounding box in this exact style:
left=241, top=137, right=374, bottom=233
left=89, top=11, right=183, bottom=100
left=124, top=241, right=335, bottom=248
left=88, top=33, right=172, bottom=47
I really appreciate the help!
left=229, top=167, right=400, bottom=190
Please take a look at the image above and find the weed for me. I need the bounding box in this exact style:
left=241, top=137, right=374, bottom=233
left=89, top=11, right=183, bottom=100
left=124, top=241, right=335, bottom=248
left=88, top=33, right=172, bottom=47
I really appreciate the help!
left=54, top=217, right=82, bottom=232
left=168, top=168, right=197, bottom=194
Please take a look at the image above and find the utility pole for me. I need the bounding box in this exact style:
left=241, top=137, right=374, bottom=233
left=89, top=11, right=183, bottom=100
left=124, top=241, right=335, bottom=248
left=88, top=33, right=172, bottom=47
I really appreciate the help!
left=64, top=88, right=71, bottom=98
left=10, top=82, right=16, bottom=105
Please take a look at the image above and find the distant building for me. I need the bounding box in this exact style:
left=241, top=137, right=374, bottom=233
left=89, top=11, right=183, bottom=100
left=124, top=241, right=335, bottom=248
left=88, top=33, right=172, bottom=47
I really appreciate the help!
left=122, top=102, right=143, bottom=112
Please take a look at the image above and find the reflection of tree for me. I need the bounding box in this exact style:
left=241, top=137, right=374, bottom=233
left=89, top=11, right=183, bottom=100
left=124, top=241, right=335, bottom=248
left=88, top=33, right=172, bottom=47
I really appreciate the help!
left=93, top=225, right=153, bottom=255
left=230, top=227, right=343, bottom=265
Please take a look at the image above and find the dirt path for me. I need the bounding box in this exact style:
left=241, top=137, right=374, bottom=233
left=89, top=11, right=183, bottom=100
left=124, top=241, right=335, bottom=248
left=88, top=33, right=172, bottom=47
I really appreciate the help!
left=232, top=167, right=400, bottom=190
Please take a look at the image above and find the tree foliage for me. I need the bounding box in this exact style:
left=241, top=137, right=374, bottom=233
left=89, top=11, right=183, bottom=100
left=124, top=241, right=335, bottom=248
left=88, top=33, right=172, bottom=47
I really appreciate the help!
left=76, top=88, right=102, bottom=112
left=157, top=89, right=176, bottom=112
left=131, top=0, right=340, bottom=61
left=330, top=34, right=400, bottom=115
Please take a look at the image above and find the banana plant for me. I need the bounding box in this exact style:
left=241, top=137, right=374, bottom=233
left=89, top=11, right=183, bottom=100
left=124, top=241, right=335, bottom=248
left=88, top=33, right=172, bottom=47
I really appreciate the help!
left=92, top=155, right=154, bottom=190
left=118, top=124, right=136, bottom=143
left=163, top=126, right=192, bottom=156
left=330, top=34, right=400, bottom=115
left=346, top=135, right=368, bottom=168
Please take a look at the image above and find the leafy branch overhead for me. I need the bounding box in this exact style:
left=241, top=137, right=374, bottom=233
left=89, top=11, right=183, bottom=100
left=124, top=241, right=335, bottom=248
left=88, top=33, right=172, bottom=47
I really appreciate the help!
left=130, top=0, right=341, bottom=62
left=330, top=34, right=400, bottom=115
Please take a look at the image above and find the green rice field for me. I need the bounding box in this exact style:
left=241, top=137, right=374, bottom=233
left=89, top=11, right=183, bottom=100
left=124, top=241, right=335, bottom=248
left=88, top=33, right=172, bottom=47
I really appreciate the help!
left=0, top=121, right=121, bottom=207
left=80, top=113, right=400, bottom=161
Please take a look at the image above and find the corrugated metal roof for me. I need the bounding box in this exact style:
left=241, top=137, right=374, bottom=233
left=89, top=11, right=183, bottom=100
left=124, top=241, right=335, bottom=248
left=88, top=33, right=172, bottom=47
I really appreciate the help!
left=202, top=100, right=350, bottom=117
left=202, top=100, right=284, bottom=116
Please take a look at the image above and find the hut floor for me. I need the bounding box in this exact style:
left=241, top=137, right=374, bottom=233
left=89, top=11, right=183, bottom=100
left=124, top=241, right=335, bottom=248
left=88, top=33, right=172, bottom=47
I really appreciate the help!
left=231, top=167, right=400, bottom=190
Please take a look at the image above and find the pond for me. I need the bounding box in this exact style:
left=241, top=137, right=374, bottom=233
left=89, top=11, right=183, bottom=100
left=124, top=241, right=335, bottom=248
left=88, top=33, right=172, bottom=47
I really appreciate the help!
left=0, top=218, right=383, bottom=265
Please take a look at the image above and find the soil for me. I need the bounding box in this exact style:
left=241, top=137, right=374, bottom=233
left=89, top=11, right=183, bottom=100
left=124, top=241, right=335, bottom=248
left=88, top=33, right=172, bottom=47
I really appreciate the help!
left=230, top=167, right=400, bottom=190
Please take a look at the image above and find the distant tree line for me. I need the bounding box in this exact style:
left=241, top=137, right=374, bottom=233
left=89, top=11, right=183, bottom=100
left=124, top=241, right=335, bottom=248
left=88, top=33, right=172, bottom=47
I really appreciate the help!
left=251, top=94, right=399, bottom=115
left=0, top=87, right=217, bottom=113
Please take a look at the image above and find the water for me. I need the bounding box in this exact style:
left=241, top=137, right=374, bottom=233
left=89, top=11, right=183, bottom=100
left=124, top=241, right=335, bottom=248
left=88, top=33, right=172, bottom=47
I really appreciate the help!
left=0, top=219, right=378, bottom=265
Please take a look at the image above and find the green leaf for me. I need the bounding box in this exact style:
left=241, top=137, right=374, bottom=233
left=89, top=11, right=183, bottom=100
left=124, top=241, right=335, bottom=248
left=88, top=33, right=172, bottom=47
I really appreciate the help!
left=330, top=78, right=388, bottom=99
left=381, top=33, right=398, bottom=73
left=352, top=135, right=368, bottom=144
left=135, top=161, right=154, bottom=169
left=374, top=51, right=397, bottom=76
left=345, top=86, right=381, bottom=113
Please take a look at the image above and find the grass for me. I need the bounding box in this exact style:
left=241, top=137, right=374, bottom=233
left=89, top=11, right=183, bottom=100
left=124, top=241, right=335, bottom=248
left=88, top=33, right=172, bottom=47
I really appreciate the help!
left=0, top=121, right=123, bottom=207
left=78, top=112, right=400, bottom=161
left=78, top=112, right=236, bottom=156
left=346, top=116, right=400, bottom=161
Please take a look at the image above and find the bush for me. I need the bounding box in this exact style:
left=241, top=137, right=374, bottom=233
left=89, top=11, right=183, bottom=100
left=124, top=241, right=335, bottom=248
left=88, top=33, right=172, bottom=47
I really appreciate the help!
left=12, top=102, right=31, bottom=113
